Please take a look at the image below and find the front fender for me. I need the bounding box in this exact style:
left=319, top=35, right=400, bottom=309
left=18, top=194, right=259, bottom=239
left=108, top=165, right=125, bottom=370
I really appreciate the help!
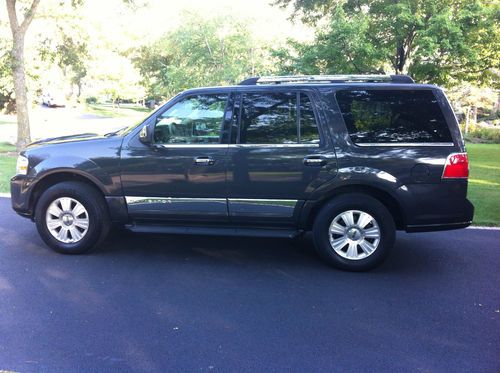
left=28, top=156, right=116, bottom=194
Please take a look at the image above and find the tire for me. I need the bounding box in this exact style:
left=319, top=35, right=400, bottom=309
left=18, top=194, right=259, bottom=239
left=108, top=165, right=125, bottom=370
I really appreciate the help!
left=34, top=181, right=110, bottom=254
left=312, top=193, right=395, bottom=271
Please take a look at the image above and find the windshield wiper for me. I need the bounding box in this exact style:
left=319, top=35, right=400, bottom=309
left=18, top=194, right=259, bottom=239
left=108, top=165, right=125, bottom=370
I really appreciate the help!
left=104, top=127, right=127, bottom=137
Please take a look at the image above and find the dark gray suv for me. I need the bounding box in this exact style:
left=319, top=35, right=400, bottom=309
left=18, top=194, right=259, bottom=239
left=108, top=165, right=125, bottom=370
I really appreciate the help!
left=11, top=75, right=474, bottom=271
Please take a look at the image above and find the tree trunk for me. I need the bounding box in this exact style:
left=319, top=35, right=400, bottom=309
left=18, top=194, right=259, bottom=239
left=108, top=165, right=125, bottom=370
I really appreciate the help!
left=6, top=0, right=41, bottom=152
left=471, top=106, right=477, bottom=125
left=395, top=45, right=406, bottom=74
left=11, top=33, right=31, bottom=151
left=464, top=107, right=470, bottom=134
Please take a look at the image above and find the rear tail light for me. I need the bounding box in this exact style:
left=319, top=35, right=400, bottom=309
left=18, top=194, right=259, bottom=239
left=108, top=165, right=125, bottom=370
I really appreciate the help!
left=442, top=152, right=469, bottom=179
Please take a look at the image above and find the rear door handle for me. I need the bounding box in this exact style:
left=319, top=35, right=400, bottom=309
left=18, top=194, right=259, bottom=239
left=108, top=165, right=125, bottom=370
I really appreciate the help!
left=303, top=156, right=327, bottom=166
left=194, top=156, right=215, bottom=166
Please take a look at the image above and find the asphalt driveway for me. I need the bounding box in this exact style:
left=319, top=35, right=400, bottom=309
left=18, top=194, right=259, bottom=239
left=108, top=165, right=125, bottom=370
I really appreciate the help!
left=0, top=197, right=498, bottom=372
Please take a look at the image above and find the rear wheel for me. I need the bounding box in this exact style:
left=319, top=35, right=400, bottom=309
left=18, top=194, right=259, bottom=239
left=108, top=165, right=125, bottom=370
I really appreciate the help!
left=313, top=193, right=395, bottom=271
left=35, top=181, right=110, bottom=254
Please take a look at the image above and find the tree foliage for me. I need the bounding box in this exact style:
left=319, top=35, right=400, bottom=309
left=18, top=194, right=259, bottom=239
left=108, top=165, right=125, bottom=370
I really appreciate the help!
left=38, top=27, right=90, bottom=96
left=274, top=0, right=500, bottom=87
left=131, top=13, right=274, bottom=99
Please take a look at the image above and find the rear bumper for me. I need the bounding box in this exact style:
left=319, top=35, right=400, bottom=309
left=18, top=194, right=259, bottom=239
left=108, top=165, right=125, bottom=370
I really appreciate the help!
left=406, top=221, right=472, bottom=232
left=405, top=190, right=474, bottom=232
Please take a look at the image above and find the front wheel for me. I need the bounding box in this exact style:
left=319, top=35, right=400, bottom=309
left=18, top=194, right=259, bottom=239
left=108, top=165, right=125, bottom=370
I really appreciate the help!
left=35, top=181, right=110, bottom=254
left=313, top=193, right=395, bottom=271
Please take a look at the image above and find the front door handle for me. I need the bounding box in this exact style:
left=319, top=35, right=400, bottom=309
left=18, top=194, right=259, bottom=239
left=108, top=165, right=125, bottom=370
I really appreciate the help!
left=194, top=156, right=215, bottom=166
left=303, top=156, right=327, bottom=167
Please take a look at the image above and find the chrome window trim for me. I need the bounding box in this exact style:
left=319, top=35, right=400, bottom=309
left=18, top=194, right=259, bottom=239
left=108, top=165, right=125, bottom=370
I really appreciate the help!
left=155, top=144, right=229, bottom=149
left=154, top=143, right=320, bottom=149
left=355, top=142, right=454, bottom=147
left=228, top=144, right=320, bottom=148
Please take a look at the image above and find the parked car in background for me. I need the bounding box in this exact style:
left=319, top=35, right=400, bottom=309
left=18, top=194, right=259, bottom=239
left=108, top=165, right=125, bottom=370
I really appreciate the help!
left=41, top=92, right=66, bottom=107
left=11, top=75, right=473, bottom=271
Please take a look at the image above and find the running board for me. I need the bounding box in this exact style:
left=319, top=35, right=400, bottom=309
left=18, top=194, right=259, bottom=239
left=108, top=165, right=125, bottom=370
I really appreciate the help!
left=125, top=224, right=303, bottom=238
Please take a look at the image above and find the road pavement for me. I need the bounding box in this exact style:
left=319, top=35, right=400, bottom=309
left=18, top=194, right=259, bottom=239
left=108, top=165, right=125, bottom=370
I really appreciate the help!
left=0, top=106, right=138, bottom=144
left=0, top=197, right=498, bottom=372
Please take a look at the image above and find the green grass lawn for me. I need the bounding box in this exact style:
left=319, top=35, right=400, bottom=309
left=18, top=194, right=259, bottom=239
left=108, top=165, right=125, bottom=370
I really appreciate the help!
left=0, top=142, right=16, bottom=153
left=466, top=143, right=500, bottom=226
left=84, top=103, right=151, bottom=118
left=0, top=119, right=16, bottom=125
left=0, top=142, right=16, bottom=194
left=0, top=142, right=498, bottom=225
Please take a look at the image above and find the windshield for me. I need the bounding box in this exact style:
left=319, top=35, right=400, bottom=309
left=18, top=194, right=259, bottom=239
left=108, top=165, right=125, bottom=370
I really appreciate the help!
left=109, top=102, right=168, bottom=136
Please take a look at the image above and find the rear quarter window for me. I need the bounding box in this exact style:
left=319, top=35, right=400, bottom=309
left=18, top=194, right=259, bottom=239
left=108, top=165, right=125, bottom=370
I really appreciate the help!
left=335, top=89, right=453, bottom=144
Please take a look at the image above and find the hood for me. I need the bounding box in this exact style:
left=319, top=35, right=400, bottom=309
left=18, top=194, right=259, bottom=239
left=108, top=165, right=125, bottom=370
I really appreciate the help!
left=26, top=133, right=107, bottom=148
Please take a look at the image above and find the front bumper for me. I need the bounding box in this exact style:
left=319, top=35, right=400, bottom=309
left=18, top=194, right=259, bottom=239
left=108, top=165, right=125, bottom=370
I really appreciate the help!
left=10, top=175, right=33, bottom=219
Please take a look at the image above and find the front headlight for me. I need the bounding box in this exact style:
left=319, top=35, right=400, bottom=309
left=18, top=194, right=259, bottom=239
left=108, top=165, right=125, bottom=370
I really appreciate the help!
left=16, top=155, right=29, bottom=175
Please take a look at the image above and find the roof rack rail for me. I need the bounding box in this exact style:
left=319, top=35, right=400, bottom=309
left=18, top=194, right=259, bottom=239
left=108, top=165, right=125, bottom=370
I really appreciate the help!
left=238, top=74, right=415, bottom=85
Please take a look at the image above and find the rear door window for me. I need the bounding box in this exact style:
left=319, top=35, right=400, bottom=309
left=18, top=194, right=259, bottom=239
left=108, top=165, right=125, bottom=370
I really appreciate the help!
left=237, top=92, right=320, bottom=145
left=335, top=90, right=452, bottom=144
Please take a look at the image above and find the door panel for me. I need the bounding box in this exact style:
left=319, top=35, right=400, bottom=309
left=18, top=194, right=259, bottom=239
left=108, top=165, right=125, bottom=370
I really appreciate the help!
left=228, top=198, right=298, bottom=218
left=226, top=91, right=337, bottom=225
left=227, top=145, right=335, bottom=198
left=120, top=145, right=228, bottom=221
left=120, top=93, right=231, bottom=222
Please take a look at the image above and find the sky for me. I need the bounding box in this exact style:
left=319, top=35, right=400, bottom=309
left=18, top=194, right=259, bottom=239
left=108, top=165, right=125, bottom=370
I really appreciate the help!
left=0, top=0, right=314, bottom=98
left=78, top=0, right=314, bottom=45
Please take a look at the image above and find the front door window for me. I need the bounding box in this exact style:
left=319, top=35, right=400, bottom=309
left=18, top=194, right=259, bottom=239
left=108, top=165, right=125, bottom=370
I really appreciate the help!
left=154, top=94, right=228, bottom=145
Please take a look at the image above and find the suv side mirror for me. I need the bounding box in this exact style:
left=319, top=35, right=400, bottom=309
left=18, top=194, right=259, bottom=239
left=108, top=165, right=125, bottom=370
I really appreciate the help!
left=139, top=125, right=151, bottom=144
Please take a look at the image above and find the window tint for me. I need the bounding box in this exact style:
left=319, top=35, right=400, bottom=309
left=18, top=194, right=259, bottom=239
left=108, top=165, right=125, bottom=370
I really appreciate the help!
left=299, top=93, right=320, bottom=144
left=238, top=92, right=320, bottom=144
left=239, top=92, right=297, bottom=144
left=154, top=94, right=227, bottom=144
left=335, top=90, right=452, bottom=143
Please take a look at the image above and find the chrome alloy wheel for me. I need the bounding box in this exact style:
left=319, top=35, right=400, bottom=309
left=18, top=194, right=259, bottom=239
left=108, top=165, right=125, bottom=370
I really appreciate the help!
left=45, top=197, right=89, bottom=243
left=328, top=210, right=381, bottom=260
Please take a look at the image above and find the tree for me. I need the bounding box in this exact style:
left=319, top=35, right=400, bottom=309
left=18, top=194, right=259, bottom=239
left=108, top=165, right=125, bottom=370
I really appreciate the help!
left=6, top=0, right=41, bottom=151
left=274, top=0, right=500, bottom=87
left=89, top=51, right=145, bottom=106
left=131, top=12, right=274, bottom=100
left=38, top=28, right=90, bottom=99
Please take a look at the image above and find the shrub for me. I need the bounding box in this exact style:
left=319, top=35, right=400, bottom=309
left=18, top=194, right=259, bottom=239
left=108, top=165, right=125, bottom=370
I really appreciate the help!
left=85, top=96, right=98, bottom=104
left=465, top=127, right=500, bottom=143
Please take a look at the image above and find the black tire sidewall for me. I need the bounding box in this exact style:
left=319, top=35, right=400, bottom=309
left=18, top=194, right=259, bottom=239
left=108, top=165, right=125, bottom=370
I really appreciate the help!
left=313, top=194, right=395, bottom=271
left=35, top=182, right=108, bottom=254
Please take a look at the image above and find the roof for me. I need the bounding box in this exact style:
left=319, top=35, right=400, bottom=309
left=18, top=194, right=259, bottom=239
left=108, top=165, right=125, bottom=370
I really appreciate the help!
left=181, top=75, right=439, bottom=95
left=239, top=75, right=415, bottom=85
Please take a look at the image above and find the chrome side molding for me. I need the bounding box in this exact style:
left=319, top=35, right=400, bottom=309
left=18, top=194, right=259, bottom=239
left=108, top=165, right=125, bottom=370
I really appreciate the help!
left=125, top=197, right=226, bottom=205
left=125, top=197, right=299, bottom=219
left=356, top=142, right=454, bottom=147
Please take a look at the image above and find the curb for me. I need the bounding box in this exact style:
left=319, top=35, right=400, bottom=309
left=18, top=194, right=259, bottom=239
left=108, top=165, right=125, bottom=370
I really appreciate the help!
left=0, top=193, right=498, bottom=230
left=466, top=226, right=500, bottom=230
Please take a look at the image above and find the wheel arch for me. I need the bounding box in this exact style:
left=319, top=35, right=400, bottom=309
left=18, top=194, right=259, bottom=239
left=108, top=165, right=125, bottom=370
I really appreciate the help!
left=29, top=170, right=107, bottom=218
left=301, top=184, right=406, bottom=231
